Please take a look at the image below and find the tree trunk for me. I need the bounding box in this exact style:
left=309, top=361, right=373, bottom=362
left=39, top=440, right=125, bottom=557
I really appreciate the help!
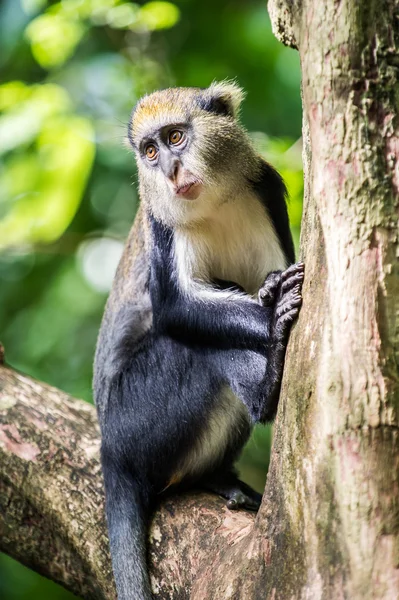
left=1, top=0, right=399, bottom=598
left=262, top=0, right=399, bottom=597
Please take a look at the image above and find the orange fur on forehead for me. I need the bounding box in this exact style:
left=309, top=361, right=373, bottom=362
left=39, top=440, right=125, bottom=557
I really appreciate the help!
left=130, top=87, right=200, bottom=141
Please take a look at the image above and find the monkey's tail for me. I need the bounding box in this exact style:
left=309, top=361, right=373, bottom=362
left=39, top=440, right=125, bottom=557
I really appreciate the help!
left=102, top=461, right=153, bottom=600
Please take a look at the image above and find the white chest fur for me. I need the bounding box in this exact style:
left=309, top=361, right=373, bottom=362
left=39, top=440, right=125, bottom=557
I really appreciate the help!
left=173, top=190, right=287, bottom=296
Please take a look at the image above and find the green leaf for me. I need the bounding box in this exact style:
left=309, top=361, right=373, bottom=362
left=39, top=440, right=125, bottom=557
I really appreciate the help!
left=0, top=115, right=95, bottom=248
left=0, top=81, right=32, bottom=112
left=25, top=13, right=86, bottom=68
left=0, top=84, right=71, bottom=154
left=137, top=1, right=180, bottom=31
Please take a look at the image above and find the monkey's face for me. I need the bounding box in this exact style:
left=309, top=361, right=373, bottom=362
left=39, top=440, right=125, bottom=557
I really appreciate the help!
left=129, top=82, right=257, bottom=226
left=137, top=123, right=204, bottom=201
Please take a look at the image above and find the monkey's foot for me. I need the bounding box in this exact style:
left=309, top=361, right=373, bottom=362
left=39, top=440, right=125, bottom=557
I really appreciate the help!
left=273, top=262, right=304, bottom=342
left=201, top=472, right=262, bottom=512
left=225, top=487, right=262, bottom=511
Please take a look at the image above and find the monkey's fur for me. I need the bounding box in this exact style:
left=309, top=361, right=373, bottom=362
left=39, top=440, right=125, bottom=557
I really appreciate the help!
left=94, top=82, right=303, bottom=599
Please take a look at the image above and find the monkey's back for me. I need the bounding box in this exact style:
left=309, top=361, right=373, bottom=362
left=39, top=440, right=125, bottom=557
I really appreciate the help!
left=93, top=204, right=153, bottom=414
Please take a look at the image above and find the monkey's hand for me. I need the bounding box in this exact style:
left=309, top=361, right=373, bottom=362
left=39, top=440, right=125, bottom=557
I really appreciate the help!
left=259, top=262, right=304, bottom=343
left=255, top=263, right=304, bottom=423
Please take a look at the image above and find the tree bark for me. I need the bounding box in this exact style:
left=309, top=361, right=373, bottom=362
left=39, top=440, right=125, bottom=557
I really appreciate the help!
left=1, top=0, right=399, bottom=598
left=263, top=0, right=399, bottom=598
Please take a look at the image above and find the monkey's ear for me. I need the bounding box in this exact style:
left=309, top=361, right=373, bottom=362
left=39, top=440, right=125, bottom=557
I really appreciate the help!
left=197, top=81, right=245, bottom=119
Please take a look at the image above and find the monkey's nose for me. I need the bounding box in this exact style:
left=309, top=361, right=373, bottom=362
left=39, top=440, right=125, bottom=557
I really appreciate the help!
left=160, top=153, right=180, bottom=182
left=169, top=161, right=179, bottom=182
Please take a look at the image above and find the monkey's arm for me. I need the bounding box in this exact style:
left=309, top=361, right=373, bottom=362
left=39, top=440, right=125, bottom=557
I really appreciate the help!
left=150, top=217, right=302, bottom=352
left=158, top=285, right=273, bottom=350
left=149, top=219, right=272, bottom=350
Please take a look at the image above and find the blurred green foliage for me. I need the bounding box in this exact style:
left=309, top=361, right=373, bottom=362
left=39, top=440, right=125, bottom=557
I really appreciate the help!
left=0, top=0, right=302, bottom=597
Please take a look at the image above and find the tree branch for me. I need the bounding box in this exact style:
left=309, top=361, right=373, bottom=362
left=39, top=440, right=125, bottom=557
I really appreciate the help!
left=0, top=364, right=257, bottom=599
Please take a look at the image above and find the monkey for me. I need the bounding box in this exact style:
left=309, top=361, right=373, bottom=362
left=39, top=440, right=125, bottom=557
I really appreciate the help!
left=93, top=81, right=304, bottom=600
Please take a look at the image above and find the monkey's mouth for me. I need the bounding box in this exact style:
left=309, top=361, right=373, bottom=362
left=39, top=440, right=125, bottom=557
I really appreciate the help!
left=175, top=180, right=202, bottom=200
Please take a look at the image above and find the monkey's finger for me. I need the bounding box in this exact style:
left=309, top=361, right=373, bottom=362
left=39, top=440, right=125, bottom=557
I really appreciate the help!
left=276, top=306, right=301, bottom=329
left=262, top=270, right=282, bottom=287
left=259, top=289, right=276, bottom=306
left=275, top=291, right=302, bottom=317
left=259, top=273, right=282, bottom=304
left=281, top=270, right=305, bottom=293
left=281, top=262, right=305, bottom=283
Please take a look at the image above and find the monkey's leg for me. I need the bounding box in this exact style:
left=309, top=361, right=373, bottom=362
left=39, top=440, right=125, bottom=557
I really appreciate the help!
left=100, top=337, right=232, bottom=600
left=200, top=469, right=262, bottom=511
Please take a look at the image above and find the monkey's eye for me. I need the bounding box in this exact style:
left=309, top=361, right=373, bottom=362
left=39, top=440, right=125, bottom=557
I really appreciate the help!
left=168, top=130, right=185, bottom=146
left=145, top=144, right=158, bottom=161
